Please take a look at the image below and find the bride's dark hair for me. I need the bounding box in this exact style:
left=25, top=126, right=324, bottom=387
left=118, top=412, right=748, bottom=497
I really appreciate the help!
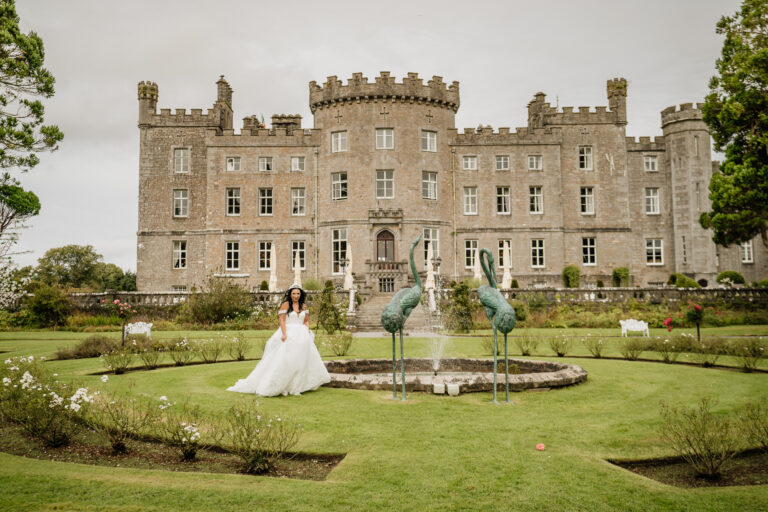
left=280, top=286, right=307, bottom=316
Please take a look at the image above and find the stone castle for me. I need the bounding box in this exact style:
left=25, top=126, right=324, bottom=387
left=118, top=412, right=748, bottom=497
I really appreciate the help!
left=136, top=72, right=766, bottom=292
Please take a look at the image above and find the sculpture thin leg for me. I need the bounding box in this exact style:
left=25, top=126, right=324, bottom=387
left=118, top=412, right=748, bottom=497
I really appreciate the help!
left=491, top=326, right=499, bottom=404
left=504, top=332, right=512, bottom=404
left=399, top=329, right=406, bottom=401
left=391, top=332, right=397, bottom=400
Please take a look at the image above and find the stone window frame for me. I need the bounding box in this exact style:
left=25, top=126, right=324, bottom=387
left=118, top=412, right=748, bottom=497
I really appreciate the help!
left=580, top=186, right=594, bottom=215
left=332, top=131, right=348, bottom=153
left=578, top=146, right=593, bottom=171
left=291, top=188, right=306, bottom=216
left=644, top=187, right=660, bottom=215
left=171, top=285, right=187, bottom=292
left=496, top=186, right=511, bottom=215
left=529, top=186, right=543, bottom=215
left=172, top=240, right=187, bottom=269
left=528, top=154, right=542, bottom=171
left=258, top=156, right=273, bottom=172
left=422, top=171, right=437, bottom=200
left=226, top=187, right=241, bottom=216
left=375, top=128, right=394, bottom=150
left=645, top=239, right=664, bottom=266
left=331, top=228, right=348, bottom=275
left=464, top=239, right=478, bottom=269
left=173, top=147, right=190, bottom=174
left=643, top=155, right=658, bottom=172
left=495, top=155, right=510, bottom=171
left=332, top=172, right=348, bottom=200
left=530, top=239, right=545, bottom=268
left=497, top=239, right=511, bottom=269
left=462, top=155, right=477, bottom=171
left=291, top=156, right=305, bottom=172
left=291, top=241, right=306, bottom=270
left=582, top=237, right=596, bottom=266
left=226, top=241, right=240, bottom=271
left=421, top=130, right=437, bottom=152
left=375, top=169, right=394, bottom=199
left=423, top=228, right=439, bottom=265
left=259, top=188, right=273, bottom=216
left=741, top=240, right=754, bottom=264
left=258, top=241, right=272, bottom=270
left=463, top=186, right=478, bottom=215
left=173, top=189, right=188, bottom=218
left=226, top=156, right=241, bottom=172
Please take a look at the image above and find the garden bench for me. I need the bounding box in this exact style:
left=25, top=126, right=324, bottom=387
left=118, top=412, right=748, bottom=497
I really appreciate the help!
left=124, top=321, right=153, bottom=338
left=619, top=319, right=649, bottom=337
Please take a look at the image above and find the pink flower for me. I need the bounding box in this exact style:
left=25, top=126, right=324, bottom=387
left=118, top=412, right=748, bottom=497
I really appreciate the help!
left=113, top=299, right=119, bottom=304
left=694, top=304, right=701, bottom=311
left=536, top=443, right=546, bottom=451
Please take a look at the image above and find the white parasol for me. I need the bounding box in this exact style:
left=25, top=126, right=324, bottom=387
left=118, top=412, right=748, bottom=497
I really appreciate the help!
left=268, top=244, right=278, bottom=292
left=343, top=247, right=354, bottom=290
left=425, top=242, right=435, bottom=290
left=501, top=241, right=512, bottom=289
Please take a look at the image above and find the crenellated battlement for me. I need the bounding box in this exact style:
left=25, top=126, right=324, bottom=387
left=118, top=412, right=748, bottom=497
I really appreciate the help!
left=660, top=102, right=704, bottom=128
left=206, top=127, right=322, bottom=146
left=528, top=78, right=627, bottom=128
left=626, top=136, right=666, bottom=151
left=449, top=125, right=562, bottom=145
left=309, top=71, right=460, bottom=113
left=147, top=107, right=224, bottom=127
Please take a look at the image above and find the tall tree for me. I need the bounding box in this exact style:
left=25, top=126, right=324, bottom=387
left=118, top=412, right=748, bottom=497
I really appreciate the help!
left=35, top=244, right=101, bottom=290
left=700, top=0, right=768, bottom=246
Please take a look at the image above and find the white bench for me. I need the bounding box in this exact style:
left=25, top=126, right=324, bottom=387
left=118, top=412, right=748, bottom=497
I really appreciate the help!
left=124, top=321, right=153, bottom=338
left=620, top=319, right=649, bottom=337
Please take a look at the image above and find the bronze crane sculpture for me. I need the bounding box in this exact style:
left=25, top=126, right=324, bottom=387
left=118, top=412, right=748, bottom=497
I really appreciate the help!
left=381, top=233, right=423, bottom=401
left=478, top=248, right=516, bottom=403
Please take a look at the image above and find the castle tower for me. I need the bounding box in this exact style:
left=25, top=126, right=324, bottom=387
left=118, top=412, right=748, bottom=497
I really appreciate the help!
left=661, top=103, right=718, bottom=284
left=606, top=78, right=627, bottom=125
left=137, top=81, right=158, bottom=126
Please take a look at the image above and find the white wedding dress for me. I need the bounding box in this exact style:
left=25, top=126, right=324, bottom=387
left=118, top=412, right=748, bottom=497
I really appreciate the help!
left=227, top=310, right=331, bottom=396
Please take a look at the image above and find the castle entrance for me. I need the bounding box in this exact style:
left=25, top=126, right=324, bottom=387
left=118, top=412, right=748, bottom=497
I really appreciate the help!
left=376, top=230, right=396, bottom=292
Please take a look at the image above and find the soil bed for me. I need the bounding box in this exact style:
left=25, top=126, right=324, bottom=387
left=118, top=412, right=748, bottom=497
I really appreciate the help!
left=610, top=450, right=768, bottom=488
left=0, top=423, right=343, bottom=480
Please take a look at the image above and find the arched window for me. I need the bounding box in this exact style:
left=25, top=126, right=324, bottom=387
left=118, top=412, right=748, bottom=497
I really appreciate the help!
left=376, top=230, right=395, bottom=262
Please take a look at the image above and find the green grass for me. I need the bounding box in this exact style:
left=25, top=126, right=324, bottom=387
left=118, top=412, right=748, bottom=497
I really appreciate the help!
left=1, top=327, right=768, bottom=511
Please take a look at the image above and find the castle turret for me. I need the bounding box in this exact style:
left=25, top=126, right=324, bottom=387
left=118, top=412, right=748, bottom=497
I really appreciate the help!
left=214, top=76, right=233, bottom=130
left=271, top=114, right=302, bottom=132
left=137, top=81, right=158, bottom=126
left=607, top=78, right=627, bottom=125
left=527, top=92, right=547, bottom=128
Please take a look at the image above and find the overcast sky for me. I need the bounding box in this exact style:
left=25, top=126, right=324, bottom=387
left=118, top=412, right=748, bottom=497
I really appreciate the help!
left=9, top=0, right=739, bottom=272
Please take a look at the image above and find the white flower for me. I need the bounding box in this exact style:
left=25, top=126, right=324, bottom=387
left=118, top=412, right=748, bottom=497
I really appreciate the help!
left=53, top=373, right=58, bottom=377
left=159, top=395, right=168, bottom=401
left=68, top=402, right=81, bottom=412
left=28, top=356, right=34, bottom=362
left=101, top=375, right=109, bottom=383
left=2, top=377, right=11, bottom=386
left=4, top=358, right=12, bottom=365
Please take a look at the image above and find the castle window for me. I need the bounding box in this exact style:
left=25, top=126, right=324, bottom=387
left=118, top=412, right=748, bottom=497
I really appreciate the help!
left=529, top=186, right=543, bottom=214
left=226, top=157, right=241, bottom=171
left=332, top=172, right=347, bottom=200
left=172, top=241, right=187, bottom=269
left=226, top=241, right=240, bottom=270
left=171, top=285, right=187, bottom=292
left=421, top=130, right=436, bottom=152
left=173, top=189, right=188, bottom=217
left=643, top=155, right=658, bottom=172
left=741, top=240, right=754, bottom=263
left=582, top=237, right=596, bottom=266
left=696, top=182, right=701, bottom=210
left=580, top=187, right=594, bottom=215
left=495, top=155, right=510, bottom=171
left=291, top=241, right=306, bottom=270
left=694, top=135, right=700, bottom=157
left=497, top=240, right=511, bottom=269
left=681, top=236, right=687, bottom=264
left=376, top=170, right=394, bottom=199
left=291, top=188, right=305, bottom=216
left=422, top=171, right=437, bottom=200
left=258, top=157, right=273, bottom=172
left=464, top=240, right=478, bottom=269
left=376, top=128, right=394, bottom=150
left=259, top=188, right=273, bottom=216
left=226, top=188, right=241, bottom=216
left=258, top=241, right=271, bottom=270
left=578, top=146, right=593, bottom=170
left=645, top=239, right=663, bottom=265
left=291, top=156, right=305, bottom=172
left=645, top=188, right=660, bottom=215
left=332, top=228, right=348, bottom=275
left=528, top=155, right=542, bottom=171
left=174, top=148, right=190, bottom=173
left=463, top=187, right=477, bottom=215
left=531, top=239, right=545, bottom=268
left=462, top=156, right=477, bottom=170
left=496, top=187, right=510, bottom=215
left=423, top=228, right=439, bottom=265
left=332, top=131, right=348, bottom=152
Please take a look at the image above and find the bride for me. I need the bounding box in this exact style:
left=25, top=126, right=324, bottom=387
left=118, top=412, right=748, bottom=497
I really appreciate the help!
left=227, top=284, right=331, bottom=396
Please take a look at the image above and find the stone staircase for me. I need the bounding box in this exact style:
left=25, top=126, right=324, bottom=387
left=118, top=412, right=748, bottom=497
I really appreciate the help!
left=352, top=293, right=437, bottom=333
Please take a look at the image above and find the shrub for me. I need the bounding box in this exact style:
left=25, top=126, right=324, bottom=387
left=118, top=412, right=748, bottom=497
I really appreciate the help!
left=259, top=280, right=269, bottom=291
left=320, top=331, right=353, bottom=357
left=155, top=398, right=204, bottom=461
left=728, top=337, right=766, bottom=372
left=582, top=336, right=607, bottom=358
left=596, top=280, right=605, bottom=288
left=315, top=281, right=344, bottom=334
left=166, top=337, right=195, bottom=366
left=562, top=265, right=580, bottom=288
left=228, top=333, right=252, bottom=361
left=25, top=285, right=72, bottom=327
left=303, top=278, right=322, bottom=291
left=55, top=334, right=119, bottom=360
left=739, top=400, right=768, bottom=452
left=612, top=267, right=630, bottom=287
left=547, top=335, right=572, bottom=357
left=691, top=337, right=728, bottom=367
left=480, top=336, right=498, bottom=356
left=195, top=338, right=225, bottom=363
left=100, top=348, right=134, bottom=374
left=757, top=278, right=768, bottom=288
left=181, top=277, right=252, bottom=324
left=619, top=337, right=647, bottom=360
left=218, top=403, right=301, bottom=474
left=671, top=273, right=700, bottom=288
left=137, top=347, right=161, bottom=370
left=513, top=333, right=539, bottom=356
left=650, top=336, right=682, bottom=363
left=716, top=270, right=746, bottom=286
left=510, top=279, right=519, bottom=289
left=659, top=398, right=741, bottom=479
left=65, top=314, right=121, bottom=329
left=88, top=388, right=156, bottom=453
left=444, top=281, right=473, bottom=333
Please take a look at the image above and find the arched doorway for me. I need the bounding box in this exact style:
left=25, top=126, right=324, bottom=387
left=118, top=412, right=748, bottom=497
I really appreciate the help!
left=376, top=230, right=395, bottom=262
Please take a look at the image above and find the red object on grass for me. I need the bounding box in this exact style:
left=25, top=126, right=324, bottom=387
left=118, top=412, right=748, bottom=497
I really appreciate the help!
left=536, top=443, right=546, bottom=451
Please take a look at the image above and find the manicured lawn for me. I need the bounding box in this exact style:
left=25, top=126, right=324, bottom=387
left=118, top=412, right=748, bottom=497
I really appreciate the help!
left=1, top=327, right=767, bottom=511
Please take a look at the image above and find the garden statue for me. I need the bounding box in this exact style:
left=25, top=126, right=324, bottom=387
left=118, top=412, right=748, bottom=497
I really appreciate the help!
left=381, top=233, right=423, bottom=401
left=478, top=248, right=516, bottom=403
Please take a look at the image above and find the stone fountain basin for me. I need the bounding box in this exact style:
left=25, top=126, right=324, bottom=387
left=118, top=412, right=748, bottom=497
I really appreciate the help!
left=323, top=358, right=587, bottom=393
